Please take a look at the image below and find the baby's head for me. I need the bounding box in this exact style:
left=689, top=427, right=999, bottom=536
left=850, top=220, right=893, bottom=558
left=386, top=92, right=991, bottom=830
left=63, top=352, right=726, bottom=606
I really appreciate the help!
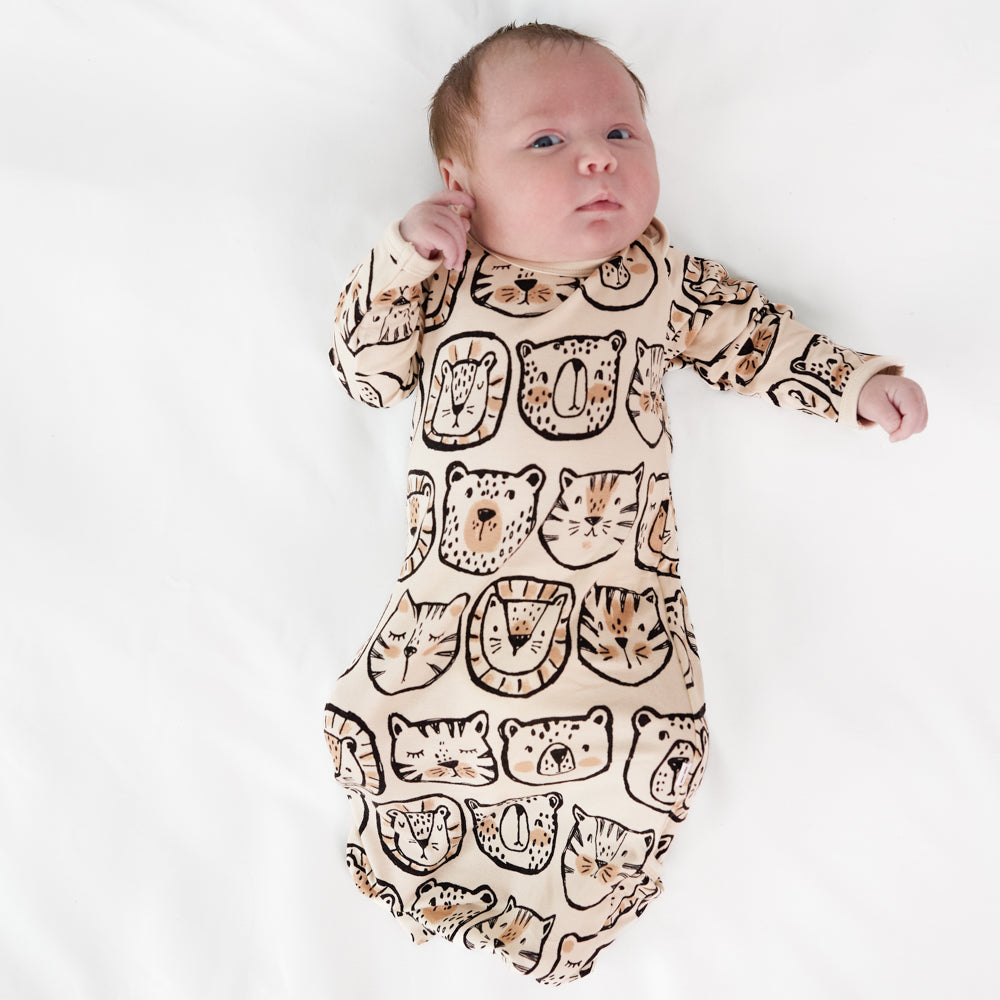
left=429, top=23, right=659, bottom=263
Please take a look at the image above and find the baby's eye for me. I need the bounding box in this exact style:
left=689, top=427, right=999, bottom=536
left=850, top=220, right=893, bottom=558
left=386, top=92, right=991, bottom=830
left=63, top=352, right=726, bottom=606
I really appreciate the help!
left=530, top=134, right=562, bottom=149
left=608, top=127, right=632, bottom=140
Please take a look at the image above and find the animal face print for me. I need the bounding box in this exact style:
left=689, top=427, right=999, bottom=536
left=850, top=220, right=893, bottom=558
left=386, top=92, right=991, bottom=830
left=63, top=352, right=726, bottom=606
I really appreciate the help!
left=626, top=339, right=669, bottom=446
left=500, top=706, right=612, bottom=785
left=471, top=254, right=579, bottom=317
left=624, top=707, right=709, bottom=820
left=561, top=805, right=655, bottom=910
left=539, top=465, right=643, bottom=569
left=767, top=378, right=836, bottom=419
left=466, top=577, right=573, bottom=697
left=580, top=240, right=658, bottom=311
left=600, top=874, right=662, bottom=933
left=791, top=333, right=855, bottom=394
left=578, top=584, right=671, bottom=686
left=409, top=879, right=497, bottom=941
left=681, top=255, right=756, bottom=307
left=399, top=471, right=434, bottom=580
left=537, top=932, right=613, bottom=986
left=345, top=283, right=424, bottom=354
left=423, top=259, right=466, bottom=331
left=345, top=843, right=403, bottom=918
left=375, top=794, right=465, bottom=875
left=439, top=463, right=545, bottom=575
left=661, top=588, right=700, bottom=693
left=733, top=305, right=780, bottom=386
left=324, top=704, right=384, bottom=795
left=463, top=896, right=555, bottom=975
left=367, top=590, right=467, bottom=696
left=635, top=473, right=679, bottom=576
left=422, top=333, right=510, bottom=449
left=516, top=332, right=624, bottom=440
left=465, top=792, right=563, bottom=874
left=388, top=711, right=497, bottom=785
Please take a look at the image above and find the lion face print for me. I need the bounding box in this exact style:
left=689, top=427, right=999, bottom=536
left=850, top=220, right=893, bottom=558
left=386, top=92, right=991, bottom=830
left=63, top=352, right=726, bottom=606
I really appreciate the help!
left=516, top=332, right=625, bottom=440
left=439, top=463, right=545, bottom=575
left=578, top=584, right=671, bottom=686
left=345, top=283, right=423, bottom=354
left=408, top=879, right=496, bottom=941
left=422, top=333, right=511, bottom=449
left=388, top=710, right=497, bottom=785
left=367, top=590, right=468, bottom=695
left=375, top=794, right=465, bottom=875
left=324, top=704, right=384, bottom=795
left=539, top=465, right=643, bottom=569
left=499, top=706, right=612, bottom=785
left=624, top=707, right=709, bottom=820
left=399, top=471, right=434, bottom=580
left=465, top=791, right=563, bottom=874
left=471, top=255, right=579, bottom=317
left=466, top=577, right=573, bottom=697
left=463, top=896, right=555, bottom=975
left=580, top=240, right=658, bottom=311
left=561, top=804, right=655, bottom=910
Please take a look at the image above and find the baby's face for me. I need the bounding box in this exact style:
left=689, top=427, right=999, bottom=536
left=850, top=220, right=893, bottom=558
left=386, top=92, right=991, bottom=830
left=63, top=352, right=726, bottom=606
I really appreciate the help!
left=441, top=42, right=659, bottom=263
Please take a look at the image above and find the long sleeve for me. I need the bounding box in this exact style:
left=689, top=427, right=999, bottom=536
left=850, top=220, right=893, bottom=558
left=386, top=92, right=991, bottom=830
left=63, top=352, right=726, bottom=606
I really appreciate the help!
left=331, top=223, right=442, bottom=408
left=666, top=251, right=902, bottom=429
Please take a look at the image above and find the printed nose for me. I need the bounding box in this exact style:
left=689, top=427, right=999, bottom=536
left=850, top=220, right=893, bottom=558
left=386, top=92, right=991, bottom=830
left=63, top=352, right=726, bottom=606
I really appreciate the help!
left=615, top=636, right=628, bottom=649
left=509, top=634, right=529, bottom=653
left=403, top=645, right=417, bottom=658
left=550, top=746, right=568, bottom=765
left=585, top=515, right=601, bottom=526
left=477, top=508, right=496, bottom=523
left=515, top=278, right=536, bottom=293
left=439, top=759, right=458, bottom=771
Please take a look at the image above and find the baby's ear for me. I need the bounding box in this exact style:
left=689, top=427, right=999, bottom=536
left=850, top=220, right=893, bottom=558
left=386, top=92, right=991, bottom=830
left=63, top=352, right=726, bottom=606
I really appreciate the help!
left=439, top=157, right=469, bottom=194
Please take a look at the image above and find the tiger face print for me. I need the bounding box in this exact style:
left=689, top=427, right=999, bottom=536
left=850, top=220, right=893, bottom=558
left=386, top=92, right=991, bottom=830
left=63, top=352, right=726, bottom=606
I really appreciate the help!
left=399, top=472, right=434, bottom=580
left=516, top=332, right=624, bottom=440
left=465, top=791, right=563, bottom=874
left=471, top=255, right=579, bottom=317
left=367, top=590, right=467, bottom=695
left=375, top=794, right=465, bottom=874
left=466, top=577, right=573, bottom=697
left=324, top=704, right=384, bottom=794
left=580, top=240, right=658, bottom=311
left=624, top=706, right=709, bottom=820
left=539, top=465, right=643, bottom=569
left=791, top=333, right=855, bottom=394
left=388, top=711, right=497, bottom=785
left=626, top=339, right=669, bottom=446
left=578, top=584, right=671, bottom=686
left=463, top=896, right=555, bottom=976
left=409, top=879, right=496, bottom=941
left=423, top=333, right=510, bottom=449
left=635, top=473, right=679, bottom=576
left=561, top=805, right=655, bottom=910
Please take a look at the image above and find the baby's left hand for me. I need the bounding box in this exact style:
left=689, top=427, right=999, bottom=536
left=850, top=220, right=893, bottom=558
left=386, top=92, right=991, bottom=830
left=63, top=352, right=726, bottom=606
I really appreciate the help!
left=856, top=374, right=928, bottom=442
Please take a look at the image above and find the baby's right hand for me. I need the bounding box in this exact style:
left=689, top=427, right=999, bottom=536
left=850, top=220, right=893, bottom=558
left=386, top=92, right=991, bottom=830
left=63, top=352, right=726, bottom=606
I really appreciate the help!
left=400, top=190, right=475, bottom=272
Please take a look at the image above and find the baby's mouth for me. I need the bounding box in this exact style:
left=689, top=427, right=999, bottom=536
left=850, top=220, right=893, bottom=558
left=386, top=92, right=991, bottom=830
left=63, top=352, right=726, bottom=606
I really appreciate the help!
left=578, top=195, right=621, bottom=212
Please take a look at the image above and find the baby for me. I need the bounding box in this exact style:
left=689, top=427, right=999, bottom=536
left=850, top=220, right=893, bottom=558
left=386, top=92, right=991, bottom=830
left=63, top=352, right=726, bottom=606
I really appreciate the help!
left=323, top=22, right=927, bottom=986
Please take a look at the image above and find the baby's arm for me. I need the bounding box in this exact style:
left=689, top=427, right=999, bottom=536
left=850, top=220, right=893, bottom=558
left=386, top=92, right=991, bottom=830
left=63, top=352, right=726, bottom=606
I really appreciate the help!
left=856, top=374, right=928, bottom=442
left=400, top=190, right=475, bottom=272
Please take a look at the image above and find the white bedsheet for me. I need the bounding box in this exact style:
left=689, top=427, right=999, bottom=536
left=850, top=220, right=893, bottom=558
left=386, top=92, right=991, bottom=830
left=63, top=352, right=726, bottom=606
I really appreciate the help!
left=2, top=1, right=997, bottom=997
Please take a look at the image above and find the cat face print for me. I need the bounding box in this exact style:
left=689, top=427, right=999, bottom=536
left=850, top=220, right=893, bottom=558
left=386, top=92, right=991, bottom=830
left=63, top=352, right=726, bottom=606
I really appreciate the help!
left=561, top=804, right=655, bottom=910
left=578, top=584, right=671, bottom=686
left=374, top=794, right=465, bottom=875
left=539, top=465, right=643, bottom=569
left=580, top=240, right=658, bottom=311
left=537, top=931, right=613, bottom=986
left=388, top=711, right=497, bottom=785
left=635, top=473, right=680, bottom=576
left=624, top=707, right=709, bottom=820
left=463, top=896, right=555, bottom=976
left=791, top=333, right=854, bottom=395
left=422, top=333, right=510, bottom=449
left=626, top=339, right=669, bottom=446
left=399, top=471, right=434, bottom=580
left=516, top=332, right=624, bottom=440
left=471, top=255, right=579, bottom=317
left=466, top=577, right=573, bottom=697
left=465, top=791, right=563, bottom=874
left=324, top=704, right=384, bottom=795
left=439, top=463, right=545, bottom=575
left=367, top=590, right=467, bottom=695
left=408, top=878, right=497, bottom=941
left=499, top=706, right=612, bottom=785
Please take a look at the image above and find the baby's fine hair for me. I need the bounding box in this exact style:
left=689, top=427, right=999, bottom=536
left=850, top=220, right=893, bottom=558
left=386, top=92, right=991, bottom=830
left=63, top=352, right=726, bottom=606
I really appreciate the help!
left=428, top=22, right=648, bottom=167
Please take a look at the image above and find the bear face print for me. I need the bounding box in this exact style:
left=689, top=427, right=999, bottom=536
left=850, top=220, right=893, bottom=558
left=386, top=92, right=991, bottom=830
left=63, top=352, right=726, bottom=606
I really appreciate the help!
left=624, top=706, right=708, bottom=820
left=465, top=791, right=563, bottom=874
left=408, top=878, right=497, bottom=942
left=324, top=704, right=384, bottom=795
left=580, top=240, right=658, bottom=311
left=422, top=333, right=511, bottom=450
left=499, top=706, right=612, bottom=785
left=374, top=794, right=465, bottom=875
left=439, top=463, right=545, bottom=575
left=471, top=254, right=579, bottom=317
left=516, top=332, right=625, bottom=440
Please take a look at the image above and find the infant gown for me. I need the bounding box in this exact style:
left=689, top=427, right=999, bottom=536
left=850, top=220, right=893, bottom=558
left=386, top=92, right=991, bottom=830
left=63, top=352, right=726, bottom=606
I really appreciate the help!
left=324, top=219, right=899, bottom=984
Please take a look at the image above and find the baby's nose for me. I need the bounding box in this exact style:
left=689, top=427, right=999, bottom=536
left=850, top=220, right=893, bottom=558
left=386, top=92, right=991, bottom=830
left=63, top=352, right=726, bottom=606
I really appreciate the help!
left=578, top=142, right=617, bottom=174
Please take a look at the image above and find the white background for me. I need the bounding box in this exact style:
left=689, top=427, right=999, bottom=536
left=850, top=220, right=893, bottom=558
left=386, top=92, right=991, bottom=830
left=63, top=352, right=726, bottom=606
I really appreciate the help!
left=2, top=0, right=997, bottom=997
